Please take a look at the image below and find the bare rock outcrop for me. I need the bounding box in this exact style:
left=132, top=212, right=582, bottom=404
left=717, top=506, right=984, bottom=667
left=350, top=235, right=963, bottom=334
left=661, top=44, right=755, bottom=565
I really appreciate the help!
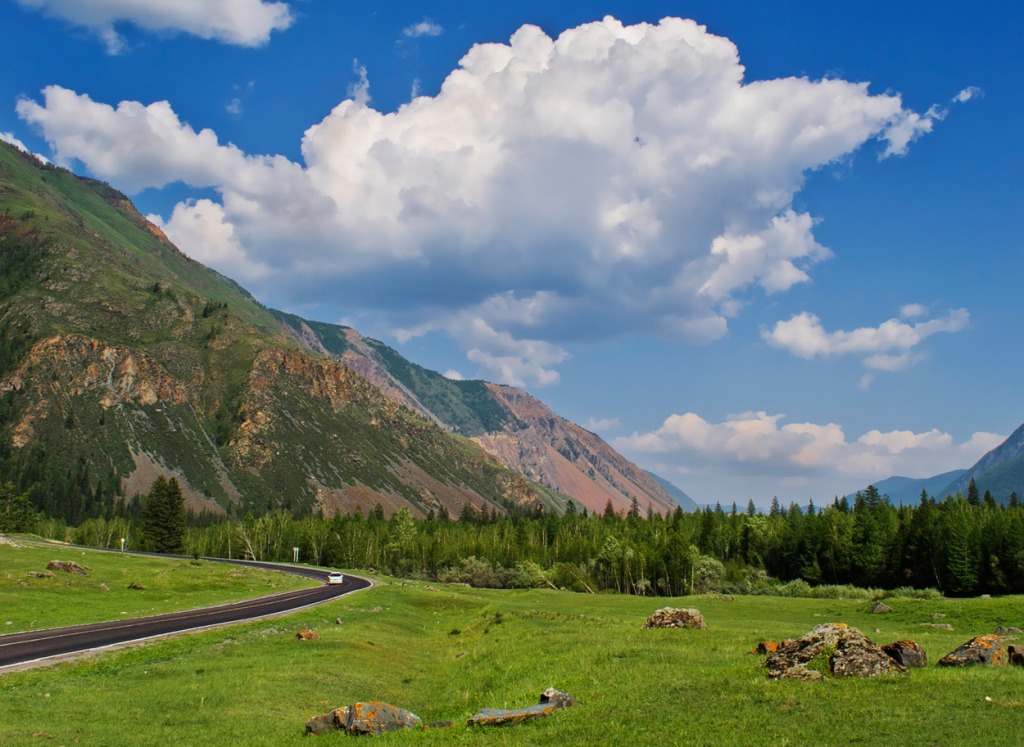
left=937, top=635, right=1007, bottom=667
left=764, top=623, right=907, bottom=680
left=643, top=607, right=707, bottom=630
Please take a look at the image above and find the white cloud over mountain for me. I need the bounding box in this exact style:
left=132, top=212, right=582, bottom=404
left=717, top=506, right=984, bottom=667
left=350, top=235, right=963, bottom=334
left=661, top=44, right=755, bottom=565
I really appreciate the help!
left=15, top=0, right=292, bottom=53
left=615, top=411, right=1004, bottom=502
left=18, top=16, right=942, bottom=385
left=763, top=308, right=969, bottom=372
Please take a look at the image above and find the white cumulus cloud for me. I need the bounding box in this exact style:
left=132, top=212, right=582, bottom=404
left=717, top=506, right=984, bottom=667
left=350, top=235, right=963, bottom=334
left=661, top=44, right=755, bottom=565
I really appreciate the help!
left=15, top=0, right=293, bottom=53
left=763, top=307, right=969, bottom=372
left=403, top=18, right=443, bottom=38
left=614, top=410, right=1005, bottom=503
left=17, top=17, right=943, bottom=385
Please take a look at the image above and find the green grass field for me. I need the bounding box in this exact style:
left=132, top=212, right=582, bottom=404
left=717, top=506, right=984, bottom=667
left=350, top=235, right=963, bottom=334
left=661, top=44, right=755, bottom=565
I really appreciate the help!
left=1, top=544, right=1022, bottom=745
left=0, top=539, right=316, bottom=631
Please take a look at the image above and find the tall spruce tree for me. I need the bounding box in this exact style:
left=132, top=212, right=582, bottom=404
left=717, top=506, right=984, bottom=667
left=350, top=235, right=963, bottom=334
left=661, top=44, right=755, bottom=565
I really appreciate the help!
left=143, top=476, right=186, bottom=553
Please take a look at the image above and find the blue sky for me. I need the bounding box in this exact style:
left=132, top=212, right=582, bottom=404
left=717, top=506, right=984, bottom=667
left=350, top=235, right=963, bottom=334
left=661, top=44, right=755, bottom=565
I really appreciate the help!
left=2, top=0, right=1021, bottom=506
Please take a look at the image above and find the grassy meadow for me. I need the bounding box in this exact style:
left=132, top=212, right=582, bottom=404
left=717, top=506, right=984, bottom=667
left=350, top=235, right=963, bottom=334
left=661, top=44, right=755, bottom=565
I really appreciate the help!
left=0, top=539, right=316, bottom=631
left=2, top=544, right=1022, bottom=746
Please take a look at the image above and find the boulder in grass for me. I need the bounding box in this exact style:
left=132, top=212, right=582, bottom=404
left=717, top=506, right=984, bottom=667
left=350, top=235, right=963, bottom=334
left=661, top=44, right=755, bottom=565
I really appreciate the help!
left=869, top=601, right=893, bottom=614
left=539, top=688, right=576, bottom=709
left=643, top=607, right=707, bottom=630
left=1009, top=645, right=1024, bottom=667
left=47, top=560, right=88, bottom=575
left=306, top=701, right=422, bottom=736
left=937, top=635, right=1007, bottom=667
left=764, top=623, right=907, bottom=680
left=295, top=629, right=320, bottom=641
left=882, top=640, right=927, bottom=668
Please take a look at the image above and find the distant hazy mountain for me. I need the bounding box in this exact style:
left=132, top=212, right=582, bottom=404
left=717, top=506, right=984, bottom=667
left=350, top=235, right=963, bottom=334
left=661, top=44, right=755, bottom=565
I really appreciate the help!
left=849, top=421, right=1024, bottom=506
left=846, top=471, right=967, bottom=506
left=643, top=471, right=699, bottom=511
left=941, top=422, right=1024, bottom=504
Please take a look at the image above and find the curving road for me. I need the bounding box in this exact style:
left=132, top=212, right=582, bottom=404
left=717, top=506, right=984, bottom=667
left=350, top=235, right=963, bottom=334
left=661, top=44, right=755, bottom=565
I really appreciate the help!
left=0, top=559, right=371, bottom=670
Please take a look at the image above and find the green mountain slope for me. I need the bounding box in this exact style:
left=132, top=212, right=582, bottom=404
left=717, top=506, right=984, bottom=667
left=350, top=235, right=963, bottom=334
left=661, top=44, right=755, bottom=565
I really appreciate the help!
left=0, top=142, right=565, bottom=520
left=942, top=422, right=1024, bottom=504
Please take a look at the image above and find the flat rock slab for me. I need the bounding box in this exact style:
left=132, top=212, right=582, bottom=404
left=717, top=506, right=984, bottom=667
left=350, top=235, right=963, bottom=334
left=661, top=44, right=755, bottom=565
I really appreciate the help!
left=938, top=635, right=1007, bottom=667
left=643, top=607, right=707, bottom=629
left=468, top=703, right=559, bottom=726
left=306, top=701, right=422, bottom=735
left=765, top=623, right=907, bottom=680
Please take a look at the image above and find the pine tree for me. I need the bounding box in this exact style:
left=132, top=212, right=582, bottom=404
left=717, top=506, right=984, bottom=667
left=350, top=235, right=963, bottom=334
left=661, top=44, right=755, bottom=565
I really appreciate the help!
left=142, top=476, right=185, bottom=553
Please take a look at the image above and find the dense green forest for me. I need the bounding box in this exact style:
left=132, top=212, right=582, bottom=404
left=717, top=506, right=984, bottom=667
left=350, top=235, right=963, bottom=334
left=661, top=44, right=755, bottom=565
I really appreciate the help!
left=5, top=477, right=1022, bottom=598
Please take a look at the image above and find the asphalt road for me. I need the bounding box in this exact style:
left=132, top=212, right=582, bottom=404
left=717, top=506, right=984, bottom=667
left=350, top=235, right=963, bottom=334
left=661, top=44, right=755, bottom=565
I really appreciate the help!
left=0, top=558, right=371, bottom=670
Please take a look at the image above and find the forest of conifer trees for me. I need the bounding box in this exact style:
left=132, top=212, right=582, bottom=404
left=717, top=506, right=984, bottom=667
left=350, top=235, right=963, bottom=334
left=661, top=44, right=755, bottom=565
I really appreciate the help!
left=13, top=477, right=1021, bottom=599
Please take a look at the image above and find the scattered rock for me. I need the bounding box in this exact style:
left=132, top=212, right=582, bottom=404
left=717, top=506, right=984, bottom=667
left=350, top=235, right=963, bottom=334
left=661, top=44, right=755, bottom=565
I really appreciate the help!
left=47, top=560, right=88, bottom=575
left=128, top=582, right=145, bottom=590
left=539, top=688, right=576, bottom=709
left=27, top=571, right=54, bottom=579
left=994, top=626, right=1021, bottom=635
left=643, top=607, right=707, bottom=630
left=938, top=635, right=1007, bottom=667
left=98, top=583, right=109, bottom=591
left=334, top=618, right=343, bottom=625
left=295, top=629, right=320, bottom=641
left=882, top=640, right=927, bottom=668
left=306, top=702, right=422, bottom=736
left=869, top=601, right=893, bottom=614
left=370, top=606, right=383, bottom=613
left=1009, top=645, right=1024, bottom=667
left=0, top=537, right=20, bottom=547
left=932, top=613, right=946, bottom=620
left=764, top=623, right=907, bottom=680
left=468, top=688, right=576, bottom=727
left=921, top=623, right=954, bottom=631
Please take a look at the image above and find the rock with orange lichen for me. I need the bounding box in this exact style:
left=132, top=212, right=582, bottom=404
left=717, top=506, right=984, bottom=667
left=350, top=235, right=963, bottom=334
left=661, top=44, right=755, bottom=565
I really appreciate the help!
left=937, top=635, right=1007, bottom=667
left=882, top=640, right=927, bottom=668
left=765, top=623, right=907, bottom=680
left=306, top=701, right=421, bottom=736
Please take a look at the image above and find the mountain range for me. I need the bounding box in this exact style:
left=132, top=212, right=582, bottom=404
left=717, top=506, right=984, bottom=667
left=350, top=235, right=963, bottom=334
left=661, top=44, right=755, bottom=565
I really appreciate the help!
left=0, top=141, right=682, bottom=522
left=849, top=422, right=1024, bottom=506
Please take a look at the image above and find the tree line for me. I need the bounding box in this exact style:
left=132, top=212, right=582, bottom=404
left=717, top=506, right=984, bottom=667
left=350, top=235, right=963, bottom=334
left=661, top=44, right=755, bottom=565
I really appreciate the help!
left=9, top=477, right=1022, bottom=598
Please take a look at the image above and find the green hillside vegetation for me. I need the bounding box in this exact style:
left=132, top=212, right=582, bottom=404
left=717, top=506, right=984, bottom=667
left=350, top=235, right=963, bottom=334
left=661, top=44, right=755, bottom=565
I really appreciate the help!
left=0, top=142, right=575, bottom=522
left=1, top=568, right=1021, bottom=745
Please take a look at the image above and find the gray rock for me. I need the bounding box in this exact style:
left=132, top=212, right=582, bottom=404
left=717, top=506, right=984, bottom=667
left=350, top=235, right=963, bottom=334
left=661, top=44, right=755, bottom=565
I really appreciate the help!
left=468, top=703, right=560, bottom=727
left=643, top=607, right=707, bottom=629
left=764, top=623, right=907, bottom=680
left=882, top=640, right=927, bottom=668
left=306, top=701, right=422, bottom=736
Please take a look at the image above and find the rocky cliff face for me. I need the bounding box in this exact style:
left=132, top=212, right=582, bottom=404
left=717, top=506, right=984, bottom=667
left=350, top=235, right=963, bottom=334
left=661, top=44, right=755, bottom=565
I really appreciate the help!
left=277, top=321, right=680, bottom=515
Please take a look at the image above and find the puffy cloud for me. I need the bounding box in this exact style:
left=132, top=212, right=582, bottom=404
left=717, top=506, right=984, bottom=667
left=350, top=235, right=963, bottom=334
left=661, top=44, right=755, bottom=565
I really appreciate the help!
left=953, top=86, right=983, bottom=104
left=615, top=411, right=1005, bottom=501
left=18, top=17, right=942, bottom=385
left=899, top=303, right=926, bottom=319
left=403, top=18, right=443, bottom=38
left=15, top=0, right=293, bottom=53
left=763, top=308, right=969, bottom=372
left=586, top=416, right=620, bottom=432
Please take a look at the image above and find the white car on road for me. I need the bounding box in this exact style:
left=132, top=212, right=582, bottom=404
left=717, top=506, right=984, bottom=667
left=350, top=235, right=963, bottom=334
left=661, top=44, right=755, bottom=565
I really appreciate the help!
left=327, top=571, right=344, bottom=585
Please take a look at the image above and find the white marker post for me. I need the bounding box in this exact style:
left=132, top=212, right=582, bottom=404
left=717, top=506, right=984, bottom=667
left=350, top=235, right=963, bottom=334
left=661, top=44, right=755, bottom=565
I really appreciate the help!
left=120, top=537, right=126, bottom=553
left=293, top=546, right=299, bottom=563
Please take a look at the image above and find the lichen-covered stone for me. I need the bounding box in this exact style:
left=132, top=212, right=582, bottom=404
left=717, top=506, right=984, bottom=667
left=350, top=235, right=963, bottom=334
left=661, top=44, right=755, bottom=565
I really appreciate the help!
left=937, top=635, right=1007, bottom=667
left=882, top=640, right=927, bottom=668
left=306, top=701, right=422, bottom=736
left=869, top=601, right=893, bottom=614
left=643, top=607, right=707, bottom=629
left=295, top=629, right=320, bottom=641
left=764, top=623, right=907, bottom=680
